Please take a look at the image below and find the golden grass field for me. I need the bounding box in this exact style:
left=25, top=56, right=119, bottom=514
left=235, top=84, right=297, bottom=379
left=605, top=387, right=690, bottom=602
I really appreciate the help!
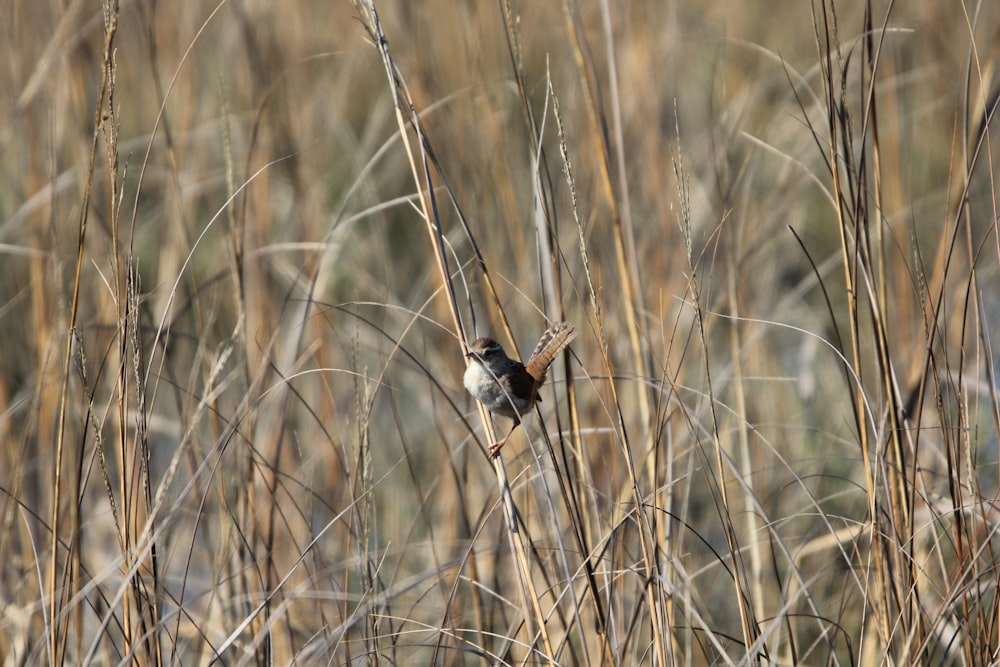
left=2, top=0, right=1000, bottom=664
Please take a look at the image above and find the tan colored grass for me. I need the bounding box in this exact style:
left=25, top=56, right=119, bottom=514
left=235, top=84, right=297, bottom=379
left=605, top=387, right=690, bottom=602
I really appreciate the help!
left=1, top=0, right=999, bottom=664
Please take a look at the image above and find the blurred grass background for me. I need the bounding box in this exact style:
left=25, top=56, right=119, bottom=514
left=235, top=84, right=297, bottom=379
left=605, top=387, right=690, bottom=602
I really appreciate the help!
left=2, top=0, right=999, bottom=664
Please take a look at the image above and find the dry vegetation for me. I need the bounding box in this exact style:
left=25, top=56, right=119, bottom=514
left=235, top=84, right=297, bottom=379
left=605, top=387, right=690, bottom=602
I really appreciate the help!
left=1, top=0, right=999, bottom=664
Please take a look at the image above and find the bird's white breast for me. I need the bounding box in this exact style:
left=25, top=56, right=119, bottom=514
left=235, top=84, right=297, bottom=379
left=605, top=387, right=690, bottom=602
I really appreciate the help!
left=464, top=361, right=525, bottom=418
left=464, top=362, right=498, bottom=404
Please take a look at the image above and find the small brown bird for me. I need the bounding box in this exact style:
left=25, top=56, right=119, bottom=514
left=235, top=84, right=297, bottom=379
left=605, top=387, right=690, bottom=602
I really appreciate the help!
left=463, top=322, right=576, bottom=457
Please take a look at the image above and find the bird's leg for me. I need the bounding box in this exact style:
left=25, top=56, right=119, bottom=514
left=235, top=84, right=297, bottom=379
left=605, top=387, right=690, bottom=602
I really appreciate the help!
left=489, top=419, right=521, bottom=458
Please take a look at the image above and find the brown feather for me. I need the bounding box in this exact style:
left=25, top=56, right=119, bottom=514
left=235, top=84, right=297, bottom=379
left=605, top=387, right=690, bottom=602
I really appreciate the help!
left=524, top=322, right=576, bottom=384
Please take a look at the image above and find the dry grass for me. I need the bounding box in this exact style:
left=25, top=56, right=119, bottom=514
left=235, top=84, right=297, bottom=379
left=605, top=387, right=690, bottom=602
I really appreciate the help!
left=1, top=0, right=999, bottom=664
